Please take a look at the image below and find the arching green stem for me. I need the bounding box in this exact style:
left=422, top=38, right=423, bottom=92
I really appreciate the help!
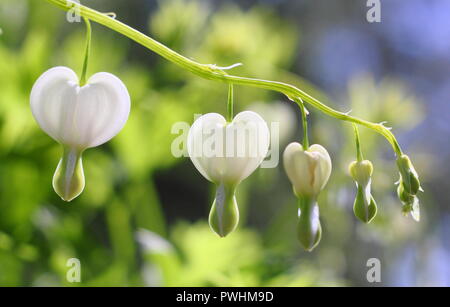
left=79, top=17, right=91, bottom=87
left=45, top=0, right=403, bottom=157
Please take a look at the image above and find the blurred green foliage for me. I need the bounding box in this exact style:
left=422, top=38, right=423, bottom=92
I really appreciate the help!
left=0, top=0, right=428, bottom=286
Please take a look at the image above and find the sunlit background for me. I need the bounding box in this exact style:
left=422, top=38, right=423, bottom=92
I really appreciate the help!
left=0, top=0, right=448, bottom=286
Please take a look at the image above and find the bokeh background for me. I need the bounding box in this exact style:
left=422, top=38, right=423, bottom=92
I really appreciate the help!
left=0, top=0, right=449, bottom=286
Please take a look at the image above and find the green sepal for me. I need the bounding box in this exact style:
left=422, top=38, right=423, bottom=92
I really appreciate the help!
left=209, top=183, right=239, bottom=237
left=52, top=146, right=85, bottom=202
left=353, top=184, right=377, bottom=223
left=297, top=196, right=322, bottom=251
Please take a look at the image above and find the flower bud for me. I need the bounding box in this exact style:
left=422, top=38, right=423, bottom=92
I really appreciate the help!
left=30, top=66, right=130, bottom=201
left=283, top=143, right=332, bottom=198
left=396, top=154, right=421, bottom=195
left=283, top=143, right=330, bottom=251
left=349, top=160, right=373, bottom=186
left=349, top=160, right=377, bottom=223
left=395, top=155, right=421, bottom=222
left=187, top=111, right=270, bottom=237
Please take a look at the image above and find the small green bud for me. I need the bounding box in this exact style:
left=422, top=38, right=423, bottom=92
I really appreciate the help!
left=297, top=196, right=322, bottom=251
left=349, top=159, right=377, bottom=223
left=52, top=146, right=85, bottom=202
left=396, top=155, right=421, bottom=222
left=396, top=154, right=421, bottom=195
left=353, top=184, right=377, bottom=223
left=209, top=184, right=239, bottom=237
left=349, top=160, right=373, bottom=186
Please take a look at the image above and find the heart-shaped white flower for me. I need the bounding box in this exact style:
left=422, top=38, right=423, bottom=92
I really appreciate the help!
left=283, top=142, right=332, bottom=198
left=30, top=66, right=130, bottom=201
left=187, top=111, right=270, bottom=237
left=187, top=111, right=270, bottom=186
left=31, top=66, right=130, bottom=149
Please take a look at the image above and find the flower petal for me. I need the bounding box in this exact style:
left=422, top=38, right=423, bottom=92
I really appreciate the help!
left=79, top=72, right=130, bottom=148
left=30, top=66, right=79, bottom=144
left=308, top=144, right=332, bottom=191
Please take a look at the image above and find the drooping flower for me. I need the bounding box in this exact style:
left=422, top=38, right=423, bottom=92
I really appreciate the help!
left=396, top=154, right=421, bottom=195
left=349, top=159, right=377, bottom=223
left=283, top=142, right=332, bottom=251
left=396, top=154, right=422, bottom=221
left=30, top=66, right=130, bottom=201
left=283, top=143, right=332, bottom=199
left=187, top=111, right=270, bottom=237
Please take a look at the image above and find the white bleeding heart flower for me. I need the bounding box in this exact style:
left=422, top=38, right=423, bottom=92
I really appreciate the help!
left=187, top=111, right=270, bottom=237
left=283, top=142, right=332, bottom=198
left=283, top=142, right=332, bottom=251
left=188, top=111, right=270, bottom=185
left=30, top=66, right=130, bottom=201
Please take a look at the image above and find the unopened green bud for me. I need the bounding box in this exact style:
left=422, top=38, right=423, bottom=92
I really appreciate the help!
left=349, top=159, right=377, bottom=223
left=209, top=184, right=239, bottom=237
left=297, top=196, right=322, bottom=251
left=349, top=160, right=373, bottom=186
left=52, top=146, right=85, bottom=202
left=353, top=184, right=377, bottom=223
left=396, top=154, right=421, bottom=195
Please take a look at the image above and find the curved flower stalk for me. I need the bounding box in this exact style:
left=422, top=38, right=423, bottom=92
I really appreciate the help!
left=187, top=111, right=270, bottom=237
left=30, top=66, right=130, bottom=201
left=283, top=142, right=332, bottom=251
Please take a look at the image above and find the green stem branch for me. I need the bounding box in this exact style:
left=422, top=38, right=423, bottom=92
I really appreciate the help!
left=353, top=124, right=364, bottom=162
left=295, top=97, right=309, bottom=149
left=46, top=0, right=403, bottom=156
left=227, top=84, right=234, bottom=122
left=79, top=17, right=91, bottom=86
